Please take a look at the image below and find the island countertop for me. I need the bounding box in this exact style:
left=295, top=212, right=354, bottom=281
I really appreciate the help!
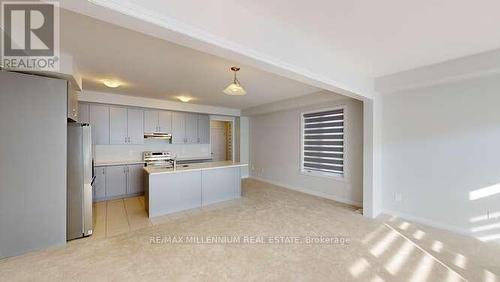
left=144, top=161, right=248, bottom=175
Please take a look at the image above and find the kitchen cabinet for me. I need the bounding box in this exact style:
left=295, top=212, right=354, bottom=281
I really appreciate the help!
left=202, top=166, right=241, bottom=206
left=67, top=85, right=79, bottom=122
left=109, top=107, right=128, bottom=144
left=93, top=167, right=106, bottom=201
left=158, top=111, right=172, bottom=133
left=144, top=110, right=158, bottom=133
left=127, top=108, right=144, bottom=144
left=197, top=114, right=210, bottom=144
left=110, top=106, right=144, bottom=144
left=78, top=103, right=90, bottom=124
left=127, top=164, right=144, bottom=194
left=144, top=110, right=172, bottom=133
left=185, top=113, right=198, bottom=144
left=93, top=164, right=145, bottom=201
left=90, top=104, right=109, bottom=145
left=172, top=111, right=186, bottom=144
left=105, top=165, right=127, bottom=198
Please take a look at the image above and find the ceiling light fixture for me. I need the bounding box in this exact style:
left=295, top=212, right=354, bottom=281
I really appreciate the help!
left=177, top=96, right=193, bottom=103
left=102, top=79, right=122, bottom=88
left=223, top=67, right=247, bottom=96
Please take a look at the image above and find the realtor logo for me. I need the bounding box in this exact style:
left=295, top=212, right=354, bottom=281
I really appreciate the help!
left=1, top=1, right=59, bottom=71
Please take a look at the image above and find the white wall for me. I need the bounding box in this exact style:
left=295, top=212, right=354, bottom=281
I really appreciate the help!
left=381, top=74, right=500, bottom=243
left=239, top=117, right=250, bottom=178
left=249, top=98, right=364, bottom=206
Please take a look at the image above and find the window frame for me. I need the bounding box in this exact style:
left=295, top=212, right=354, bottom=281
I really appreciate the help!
left=299, top=105, right=348, bottom=181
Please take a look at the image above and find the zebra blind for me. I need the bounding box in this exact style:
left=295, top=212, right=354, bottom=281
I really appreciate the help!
left=302, top=108, right=344, bottom=176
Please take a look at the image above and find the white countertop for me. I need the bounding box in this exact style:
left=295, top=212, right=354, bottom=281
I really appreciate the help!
left=144, top=161, right=248, bottom=175
left=94, top=160, right=146, bottom=167
left=95, top=156, right=213, bottom=167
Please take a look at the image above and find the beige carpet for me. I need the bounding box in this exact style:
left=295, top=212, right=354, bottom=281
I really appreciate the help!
left=1, top=179, right=499, bottom=281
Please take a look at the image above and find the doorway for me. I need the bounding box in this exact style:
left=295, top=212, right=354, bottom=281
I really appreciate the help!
left=210, top=120, right=233, bottom=161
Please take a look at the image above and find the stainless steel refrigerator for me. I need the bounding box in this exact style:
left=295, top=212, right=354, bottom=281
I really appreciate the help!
left=67, top=123, right=93, bottom=240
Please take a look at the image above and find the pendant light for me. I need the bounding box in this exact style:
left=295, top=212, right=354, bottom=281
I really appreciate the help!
left=223, top=67, right=247, bottom=96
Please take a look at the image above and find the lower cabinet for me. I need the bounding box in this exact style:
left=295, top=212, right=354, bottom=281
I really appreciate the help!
left=201, top=167, right=241, bottom=206
left=93, top=164, right=145, bottom=202
left=106, top=166, right=127, bottom=198
left=127, top=164, right=144, bottom=194
left=93, top=167, right=106, bottom=201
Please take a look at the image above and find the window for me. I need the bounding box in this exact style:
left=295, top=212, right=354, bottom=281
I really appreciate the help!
left=301, top=107, right=344, bottom=177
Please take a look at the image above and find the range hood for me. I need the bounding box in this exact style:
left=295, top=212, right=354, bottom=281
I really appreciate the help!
left=144, top=132, right=172, bottom=141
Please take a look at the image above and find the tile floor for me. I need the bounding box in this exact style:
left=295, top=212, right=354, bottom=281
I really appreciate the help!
left=1, top=179, right=499, bottom=281
left=92, top=197, right=151, bottom=239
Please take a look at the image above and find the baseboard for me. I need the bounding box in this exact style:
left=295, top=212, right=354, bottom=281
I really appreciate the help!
left=382, top=208, right=471, bottom=237
left=249, top=176, right=362, bottom=207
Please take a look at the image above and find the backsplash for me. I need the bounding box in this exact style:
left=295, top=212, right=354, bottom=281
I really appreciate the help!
left=94, top=139, right=211, bottom=162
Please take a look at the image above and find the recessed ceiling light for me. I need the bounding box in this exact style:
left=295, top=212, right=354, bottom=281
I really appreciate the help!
left=177, top=96, right=193, bottom=103
left=223, top=67, right=247, bottom=96
left=102, top=79, right=122, bottom=88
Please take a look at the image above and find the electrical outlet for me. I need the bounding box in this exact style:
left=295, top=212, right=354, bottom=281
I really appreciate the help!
left=394, top=192, right=402, bottom=203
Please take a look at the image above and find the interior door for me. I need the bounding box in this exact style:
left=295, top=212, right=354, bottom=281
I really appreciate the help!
left=109, top=107, right=128, bottom=144
left=210, top=126, right=227, bottom=161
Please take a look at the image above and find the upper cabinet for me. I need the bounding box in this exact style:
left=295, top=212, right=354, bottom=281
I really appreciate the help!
left=109, top=107, right=128, bottom=144
left=127, top=108, right=144, bottom=144
left=90, top=104, right=110, bottom=145
left=83, top=103, right=211, bottom=145
left=109, top=106, right=144, bottom=145
left=78, top=103, right=90, bottom=124
left=67, top=84, right=79, bottom=122
left=144, top=110, right=158, bottom=133
left=185, top=113, right=198, bottom=144
left=172, top=112, right=186, bottom=144
left=144, top=110, right=172, bottom=133
left=197, top=114, right=210, bottom=144
left=158, top=111, right=172, bottom=133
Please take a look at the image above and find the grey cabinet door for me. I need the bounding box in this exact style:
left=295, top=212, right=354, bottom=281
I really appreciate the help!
left=127, top=108, right=144, bottom=144
left=158, top=110, right=172, bottom=133
left=172, top=111, right=186, bottom=144
left=127, top=164, right=144, bottom=194
left=106, top=166, right=127, bottom=198
left=90, top=104, right=109, bottom=145
left=78, top=103, right=90, bottom=124
left=109, top=106, right=128, bottom=144
left=197, top=114, right=210, bottom=144
left=148, top=171, right=202, bottom=216
left=67, top=85, right=78, bottom=122
left=93, top=167, right=106, bottom=201
left=185, top=113, right=198, bottom=143
left=201, top=167, right=240, bottom=206
left=144, top=110, right=158, bottom=133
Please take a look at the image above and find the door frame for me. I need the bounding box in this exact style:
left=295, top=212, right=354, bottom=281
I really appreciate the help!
left=209, top=115, right=235, bottom=161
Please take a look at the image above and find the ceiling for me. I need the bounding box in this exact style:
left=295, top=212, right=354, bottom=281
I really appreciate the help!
left=61, top=0, right=500, bottom=99
left=60, top=10, right=320, bottom=110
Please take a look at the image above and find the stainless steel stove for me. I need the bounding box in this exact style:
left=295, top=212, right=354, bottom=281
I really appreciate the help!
left=143, top=151, right=176, bottom=169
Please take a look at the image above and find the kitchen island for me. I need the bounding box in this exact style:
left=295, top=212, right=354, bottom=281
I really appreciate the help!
left=144, top=161, right=248, bottom=217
